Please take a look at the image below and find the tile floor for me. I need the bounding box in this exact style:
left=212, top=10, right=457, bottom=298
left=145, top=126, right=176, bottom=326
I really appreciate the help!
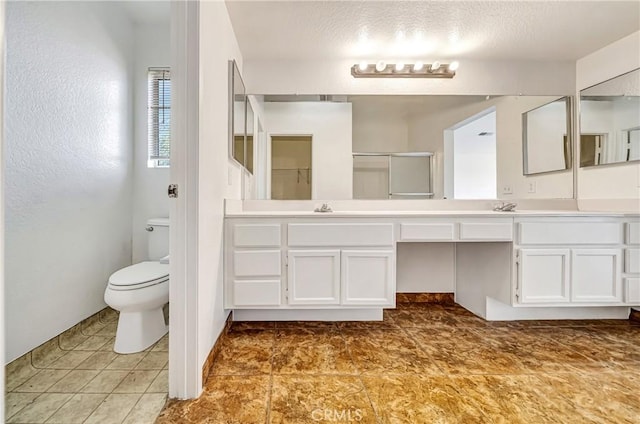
left=157, top=303, right=640, bottom=423
left=5, top=310, right=168, bottom=424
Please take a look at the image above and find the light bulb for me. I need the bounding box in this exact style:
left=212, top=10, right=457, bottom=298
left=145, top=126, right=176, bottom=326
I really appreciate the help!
left=449, top=61, right=460, bottom=71
left=375, top=61, right=386, bottom=72
left=395, top=62, right=405, bottom=71
left=413, top=61, right=424, bottom=71
left=430, top=61, right=441, bottom=71
left=358, top=61, right=368, bottom=71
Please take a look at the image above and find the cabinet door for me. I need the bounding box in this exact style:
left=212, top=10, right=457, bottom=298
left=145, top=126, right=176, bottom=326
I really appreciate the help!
left=341, top=250, right=395, bottom=306
left=571, top=249, right=622, bottom=303
left=518, top=249, right=570, bottom=304
left=287, top=250, right=340, bottom=305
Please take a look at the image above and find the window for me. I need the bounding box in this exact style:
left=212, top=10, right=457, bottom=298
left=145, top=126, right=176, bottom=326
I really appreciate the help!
left=148, top=68, right=171, bottom=167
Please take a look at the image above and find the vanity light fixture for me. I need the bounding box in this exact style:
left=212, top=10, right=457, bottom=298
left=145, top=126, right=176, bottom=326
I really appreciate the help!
left=352, top=60, right=458, bottom=78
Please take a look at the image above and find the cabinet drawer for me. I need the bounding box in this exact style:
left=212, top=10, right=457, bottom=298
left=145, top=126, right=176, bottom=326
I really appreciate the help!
left=626, top=249, right=640, bottom=273
left=233, top=224, right=281, bottom=247
left=628, top=222, right=640, bottom=245
left=233, top=280, right=281, bottom=306
left=519, top=222, right=621, bottom=245
left=233, top=250, right=281, bottom=277
left=288, top=223, right=394, bottom=247
left=625, top=278, right=640, bottom=303
left=459, top=222, right=512, bottom=241
left=400, top=223, right=455, bottom=241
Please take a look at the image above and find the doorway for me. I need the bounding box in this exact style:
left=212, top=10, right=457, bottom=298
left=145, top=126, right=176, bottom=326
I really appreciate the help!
left=270, top=135, right=312, bottom=200
left=445, top=110, right=497, bottom=199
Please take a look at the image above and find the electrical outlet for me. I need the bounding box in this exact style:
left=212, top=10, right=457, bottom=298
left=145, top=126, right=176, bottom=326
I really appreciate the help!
left=502, top=185, right=513, bottom=195
left=528, top=182, right=536, bottom=193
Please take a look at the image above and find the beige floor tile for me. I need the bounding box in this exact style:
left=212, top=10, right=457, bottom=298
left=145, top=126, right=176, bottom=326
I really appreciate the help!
left=146, top=370, right=168, bottom=393
left=151, top=335, right=169, bottom=352
left=94, top=322, right=118, bottom=337
left=59, top=325, right=90, bottom=350
left=98, top=337, right=116, bottom=351
left=135, top=352, right=168, bottom=370
left=73, top=335, right=112, bottom=351
left=13, top=369, right=70, bottom=393
left=75, top=351, right=118, bottom=370
left=105, top=352, right=146, bottom=370
left=4, top=392, right=40, bottom=420
left=99, top=308, right=119, bottom=323
left=83, top=393, right=142, bottom=424
left=45, top=393, right=107, bottom=424
left=81, top=317, right=107, bottom=336
left=48, top=351, right=93, bottom=369
left=32, top=339, right=66, bottom=368
left=122, top=393, right=168, bottom=424
left=5, top=354, right=40, bottom=392
left=113, top=370, right=161, bottom=394
left=7, top=393, right=73, bottom=423
left=46, top=370, right=100, bottom=393
left=81, top=370, right=129, bottom=393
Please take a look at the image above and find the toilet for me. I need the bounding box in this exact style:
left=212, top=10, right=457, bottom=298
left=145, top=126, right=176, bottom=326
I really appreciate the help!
left=104, top=218, right=170, bottom=354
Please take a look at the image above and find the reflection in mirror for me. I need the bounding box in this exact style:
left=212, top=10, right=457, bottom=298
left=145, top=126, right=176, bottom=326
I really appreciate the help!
left=522, top=97, right=571, bottom=175
left=245, top=99, right=254, bottom=174
left=271, top=135, right=312, bottom=200
left=229, top=60, right=247, bottom=168
left=250, top=95, right=574, bottom=200
left=580, top=68, right=640, bottom=167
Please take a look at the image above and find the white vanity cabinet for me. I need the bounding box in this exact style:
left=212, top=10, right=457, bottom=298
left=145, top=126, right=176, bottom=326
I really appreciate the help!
left=225, top=219, right=396, bottom=309
left=515, top=218, right=626, bottom=306
left=624, top=220, right=640, bottom=303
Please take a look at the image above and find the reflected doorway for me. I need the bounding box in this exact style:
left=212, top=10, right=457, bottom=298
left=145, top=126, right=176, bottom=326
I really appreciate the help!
left=445, top=110, right=497, bottom=199
left=270, top=135, right=312, bottom=199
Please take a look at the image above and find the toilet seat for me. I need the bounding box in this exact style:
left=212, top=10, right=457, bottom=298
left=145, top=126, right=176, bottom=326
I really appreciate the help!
left=108, top=261, right=169, bottom=291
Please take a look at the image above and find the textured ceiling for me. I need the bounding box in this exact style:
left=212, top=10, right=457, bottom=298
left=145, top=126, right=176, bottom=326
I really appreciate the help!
left=225, top=1, right=640, bottom=61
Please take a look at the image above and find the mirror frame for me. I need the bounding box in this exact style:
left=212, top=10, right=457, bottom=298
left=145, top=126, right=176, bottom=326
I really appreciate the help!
left=522, top=96, right=573, bottom=176
left=228, top=59, right=247, bottom=169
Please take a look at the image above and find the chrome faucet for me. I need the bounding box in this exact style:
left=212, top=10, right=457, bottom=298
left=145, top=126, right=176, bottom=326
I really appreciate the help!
left=492, top=201, right=517, bottom=212
left=314, top=203, right=333, bottom=213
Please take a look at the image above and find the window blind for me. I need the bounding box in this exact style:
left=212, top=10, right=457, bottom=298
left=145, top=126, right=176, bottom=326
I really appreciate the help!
left=148, top=68, right=171, bottom=165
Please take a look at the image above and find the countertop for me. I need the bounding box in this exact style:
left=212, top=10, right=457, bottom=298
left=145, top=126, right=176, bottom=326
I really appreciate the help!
left=225, top=210, right=638, bottom=218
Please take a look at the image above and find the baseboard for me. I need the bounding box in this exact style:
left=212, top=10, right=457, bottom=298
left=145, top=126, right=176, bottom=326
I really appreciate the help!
left=201, top=313, right=233, bottom=386
left=396, top=292, right=455, bottom=305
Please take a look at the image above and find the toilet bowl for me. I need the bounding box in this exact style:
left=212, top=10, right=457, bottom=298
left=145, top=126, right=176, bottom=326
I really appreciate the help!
left=104, top=261, right=169, bottom=354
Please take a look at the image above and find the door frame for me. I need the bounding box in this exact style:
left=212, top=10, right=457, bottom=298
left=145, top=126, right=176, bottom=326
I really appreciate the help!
left=169, top=0, right=200, bottom=399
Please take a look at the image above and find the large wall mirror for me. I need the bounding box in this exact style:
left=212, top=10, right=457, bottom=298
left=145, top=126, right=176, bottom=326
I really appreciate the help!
left=579, top=68, right=640, bottom=167
left=242, top=94, right=575, bottom=201
left=229, top=60, right=254, bottom=173
left=522, top=97, right=572, bottom=175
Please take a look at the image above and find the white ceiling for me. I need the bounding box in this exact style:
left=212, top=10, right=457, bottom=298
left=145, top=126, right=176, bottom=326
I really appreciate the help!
left=225, top=1, right=640, bottom=62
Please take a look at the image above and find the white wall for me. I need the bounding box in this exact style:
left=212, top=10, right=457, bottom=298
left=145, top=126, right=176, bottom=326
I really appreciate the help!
left=576, top=31, right=640, bottom=201
left=197, top=0, right=243, bottom=381
left=524, top=101, right=568, bottom=174
left=1, top=0, right=6, bottom=415
left=5, top=2, right=134, bottom=361
left=264, top=102, right=353, bottom=199
left=244, top=59, right=576, bottom=96
left=132, top=23, right=171, bottom=263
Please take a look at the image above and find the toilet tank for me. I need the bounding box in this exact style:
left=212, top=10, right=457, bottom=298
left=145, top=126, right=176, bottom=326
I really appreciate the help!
left=146, top=218, right=169, bottom=260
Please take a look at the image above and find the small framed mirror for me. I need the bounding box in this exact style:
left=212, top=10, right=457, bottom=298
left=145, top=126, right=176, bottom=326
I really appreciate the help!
left=522, top=96, right=572, bottom=175
left=229, top=60, right=247, bottom=168
left=579, top=68, right=640, bottom=167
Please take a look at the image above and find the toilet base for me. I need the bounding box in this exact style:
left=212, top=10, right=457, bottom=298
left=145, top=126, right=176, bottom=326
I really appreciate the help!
left=114, top=307, right=168, bottom=354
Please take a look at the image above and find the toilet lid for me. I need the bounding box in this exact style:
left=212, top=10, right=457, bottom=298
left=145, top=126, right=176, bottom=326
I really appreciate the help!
left=109, top=262, right=169, bottom=287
